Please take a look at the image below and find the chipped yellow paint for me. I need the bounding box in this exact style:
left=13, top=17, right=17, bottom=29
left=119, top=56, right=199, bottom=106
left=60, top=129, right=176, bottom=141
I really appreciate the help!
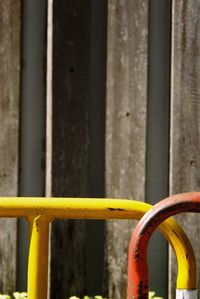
left=0, top=197, right=195, bottom=298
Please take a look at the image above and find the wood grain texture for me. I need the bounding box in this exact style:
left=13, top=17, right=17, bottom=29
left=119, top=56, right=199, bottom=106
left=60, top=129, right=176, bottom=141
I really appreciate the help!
left=51, top=1, right=91, bottom=298
left=0, top=0, right=20, bottom=293
left=105, top=1, right=148, bottom=298
left=170, top=1, right=200, bottom=298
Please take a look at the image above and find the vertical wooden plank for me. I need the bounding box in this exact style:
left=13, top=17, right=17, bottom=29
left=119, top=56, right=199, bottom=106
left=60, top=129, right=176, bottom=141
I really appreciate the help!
left=51, top=1, right=91, bottom=298
left=146, top=1, right=171, bottom=297
left=105, top=1, right=148, bottom=299
left=46, top=2, right=53, bottom=295
left=0, top=0, right=20, bottom=293
left=46, top=0, right=53, bottom=198
left=170, top=1, right=200, bottom=298
left=18, top=0, right=47, bottom=291
left=86, top=0, right=107, bottom=295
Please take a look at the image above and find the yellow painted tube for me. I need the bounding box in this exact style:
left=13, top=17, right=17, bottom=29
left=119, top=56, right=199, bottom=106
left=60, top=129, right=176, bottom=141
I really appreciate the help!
left=27, top=216, right=50, bottom=299
left=0, top=197, right=195, bottom=292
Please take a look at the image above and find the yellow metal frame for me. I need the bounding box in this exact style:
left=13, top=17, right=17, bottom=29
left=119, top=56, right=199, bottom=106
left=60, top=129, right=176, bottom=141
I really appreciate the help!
left=0, top=197, right=195, bottom=299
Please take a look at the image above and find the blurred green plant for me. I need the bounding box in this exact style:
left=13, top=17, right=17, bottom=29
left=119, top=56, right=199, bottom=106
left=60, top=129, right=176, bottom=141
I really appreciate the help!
left=68, top=297, right=106, bottom=299
left=148, top=291, right=163, bottom=299
left=68, top=292, right=163, bottom=299
left=0, top=293, right=27, bottom=299
left=0, top=291, right=163, bottom=299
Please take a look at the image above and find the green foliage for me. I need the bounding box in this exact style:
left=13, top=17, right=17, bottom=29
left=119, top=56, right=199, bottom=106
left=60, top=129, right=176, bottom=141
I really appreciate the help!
left=149, top=291, right=163, bottom=299
left=0, top=293, right=27, bottom=299
left=68, top=293, right=163, bottom=299
left=0, top=291, right=163, bottom=299
left=68, top=297, right=106, bottom=299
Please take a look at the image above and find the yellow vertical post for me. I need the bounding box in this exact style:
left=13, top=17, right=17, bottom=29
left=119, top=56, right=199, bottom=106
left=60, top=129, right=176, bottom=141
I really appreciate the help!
left=27, top=216, right=50, bottom=299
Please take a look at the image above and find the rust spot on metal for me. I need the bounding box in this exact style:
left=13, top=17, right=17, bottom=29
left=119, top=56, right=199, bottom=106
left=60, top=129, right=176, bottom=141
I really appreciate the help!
left=36, top=222, right=39, bottom=232
left=134, top=249, right=140, bottom=260
left=137, top=280, right=148, bottom=299
left=107, top=207, right=125, bottom=211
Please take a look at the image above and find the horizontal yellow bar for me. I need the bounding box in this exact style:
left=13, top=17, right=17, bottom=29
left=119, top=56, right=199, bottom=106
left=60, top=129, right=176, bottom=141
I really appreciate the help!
left=0, top=197, right=150, bottom=219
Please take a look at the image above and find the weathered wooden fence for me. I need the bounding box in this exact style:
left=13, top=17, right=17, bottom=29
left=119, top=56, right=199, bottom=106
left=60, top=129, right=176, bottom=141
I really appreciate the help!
left=0, top=0, right=20, bottom=293
left=1, top=1, right=200, bottom=299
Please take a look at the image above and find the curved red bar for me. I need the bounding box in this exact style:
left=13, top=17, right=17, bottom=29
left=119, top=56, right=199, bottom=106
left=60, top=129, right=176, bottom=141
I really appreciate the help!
left=127, top=192, right=200, bottom=299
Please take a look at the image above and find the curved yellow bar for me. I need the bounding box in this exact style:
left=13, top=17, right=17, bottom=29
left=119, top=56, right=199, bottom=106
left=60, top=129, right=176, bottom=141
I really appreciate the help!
left=0, top=197, right=195, bottom=298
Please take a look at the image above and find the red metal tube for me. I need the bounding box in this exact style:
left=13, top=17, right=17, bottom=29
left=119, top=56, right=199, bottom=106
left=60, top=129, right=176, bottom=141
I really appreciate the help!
left=127, top=192, right=200, bottom=299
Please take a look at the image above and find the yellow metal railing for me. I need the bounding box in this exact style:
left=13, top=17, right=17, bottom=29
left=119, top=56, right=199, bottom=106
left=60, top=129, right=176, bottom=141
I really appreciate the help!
left=0, top=197, right=196, bottom=299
